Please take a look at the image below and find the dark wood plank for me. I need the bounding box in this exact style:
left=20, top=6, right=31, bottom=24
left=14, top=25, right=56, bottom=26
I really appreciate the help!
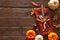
left=0, top=0, right=40, bottom=7
left=0, top=8, right=59, bottom=40
left=0, top=0, right=59, bottom=7
left=0, top=0, right=60, bottom=40
left=0, top=18, right=35, bottom=27
left=0, top=8, right=35, bottom=40
left=0, top=8, right=36, bottom=27
left=0, top=8, right=32, bottom=17
left=0, top=27, right=32, bottom=36
left=0, top=36, right=25, bottom=40
left=0, top=8, right=60, bottom=27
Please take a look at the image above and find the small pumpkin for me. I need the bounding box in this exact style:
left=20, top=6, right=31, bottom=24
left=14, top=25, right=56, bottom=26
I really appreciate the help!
left=48, top=32, right=58, bottom=40
left=35, top=35, right=43, bottom=40
left=48, top=0, right=59, bottom=10
left=26, top=30, right=36, bottom=40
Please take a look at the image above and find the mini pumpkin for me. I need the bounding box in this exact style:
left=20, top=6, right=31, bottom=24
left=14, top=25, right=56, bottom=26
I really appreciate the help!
left=26, top=30, right=36, bottom=40
left=35, top=35, right=43, bottom=40
left=48, top=32, right=58, bottom=40
left=48, top=0, right=59, bottom=10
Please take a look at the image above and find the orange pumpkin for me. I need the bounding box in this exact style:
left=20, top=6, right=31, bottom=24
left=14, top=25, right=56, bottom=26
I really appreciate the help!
left=26, top=30, right=36, bottom=39
left=48, top=32, right=58, bottom=40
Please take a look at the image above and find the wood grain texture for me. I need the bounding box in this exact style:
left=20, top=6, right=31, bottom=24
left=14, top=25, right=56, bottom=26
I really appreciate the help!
left=0, top=27, right=33, bottom=36
left=0, top=0, right=59, bottom=8
left=0, top=0, right=60, bottom=40
left=0, top=8, right=60, bottom=27
left=0, top=8, right=36, bottom=27
left=0, top=8, right=60, bottom=40
left=0, top=8, right=35, bottom=40
left=0, top=36, right=25, bottom=40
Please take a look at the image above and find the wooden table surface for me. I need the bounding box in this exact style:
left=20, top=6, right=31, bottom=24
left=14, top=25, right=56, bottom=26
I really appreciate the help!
left=0, top=0, right=60, bottom=40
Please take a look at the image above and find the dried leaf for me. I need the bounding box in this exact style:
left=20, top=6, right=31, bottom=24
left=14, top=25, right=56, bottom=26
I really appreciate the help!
left=53, top=22, right=60, bottom=28
left=32, top=2, right=38, bottom=6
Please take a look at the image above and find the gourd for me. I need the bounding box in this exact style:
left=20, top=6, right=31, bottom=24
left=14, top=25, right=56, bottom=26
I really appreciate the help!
left=35, top=35, right=43, bottom=40
left=26, top=30, right=36, bottom=40
left=48, top=32, right=58, bottom=40
left=48, top=0, right=59, bottom=10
